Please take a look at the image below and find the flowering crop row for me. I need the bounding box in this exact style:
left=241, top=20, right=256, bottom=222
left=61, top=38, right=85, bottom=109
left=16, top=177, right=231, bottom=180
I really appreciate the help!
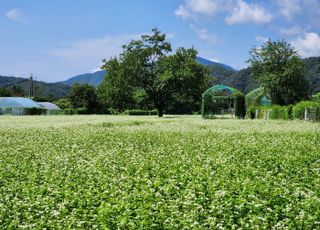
left=1, top=116, right=320, bottom=228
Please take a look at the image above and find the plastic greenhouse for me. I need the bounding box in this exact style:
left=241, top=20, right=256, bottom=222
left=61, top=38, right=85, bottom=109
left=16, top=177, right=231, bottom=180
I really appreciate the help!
left=38, top=102, right=61, bottom=110
left=0, top=97, right=42, bottom=115
left=245, top=87, right=271, bottom=107
left=201, top=85, right=246, bottom=119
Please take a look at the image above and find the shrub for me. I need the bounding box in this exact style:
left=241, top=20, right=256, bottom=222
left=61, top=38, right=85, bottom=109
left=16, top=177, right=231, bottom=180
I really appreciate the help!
left=268, top=105, right=287, bottom=120
left=77, top=108, right=88, bottom=115
left=234, top=94, right=246, bottom=119
left=62, top=109, right=78, bottom=115
left=293, top=101, right=320, bottom=120
left=25, top=107, right=47, bottom=115
left=125, top=109, right=158, bottom=116
left=286, top=105, right=294, bottom=120
left=248, top=106, right=257, bottom=119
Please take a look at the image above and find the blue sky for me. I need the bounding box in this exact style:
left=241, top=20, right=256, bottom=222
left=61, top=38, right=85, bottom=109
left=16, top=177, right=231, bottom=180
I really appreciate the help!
left=1, top=0, right=320, bottom=82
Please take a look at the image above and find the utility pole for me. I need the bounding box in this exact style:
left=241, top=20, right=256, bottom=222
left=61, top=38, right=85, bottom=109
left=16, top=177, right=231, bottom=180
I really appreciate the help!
left=29, top=73, right=33, bottom=98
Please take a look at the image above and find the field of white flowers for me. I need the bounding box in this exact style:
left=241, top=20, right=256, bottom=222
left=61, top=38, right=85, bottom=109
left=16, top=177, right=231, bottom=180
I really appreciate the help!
left=1, top=115, right=320, bottom=228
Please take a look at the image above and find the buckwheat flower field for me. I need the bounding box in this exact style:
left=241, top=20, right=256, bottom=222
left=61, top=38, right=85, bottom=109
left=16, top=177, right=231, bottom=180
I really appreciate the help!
left=1, top=115, right=320, bottom=228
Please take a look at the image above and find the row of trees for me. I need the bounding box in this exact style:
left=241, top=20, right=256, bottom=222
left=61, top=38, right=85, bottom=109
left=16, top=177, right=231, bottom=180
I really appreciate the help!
left=55, top=29, right=312, bottom=116
left=57, top=29, right=210, bottom=116
left=98, top=28, right=210, bottom=116
left=249, top=40, right=310, bottom=105
left=0, top=86, right=25, bottom=97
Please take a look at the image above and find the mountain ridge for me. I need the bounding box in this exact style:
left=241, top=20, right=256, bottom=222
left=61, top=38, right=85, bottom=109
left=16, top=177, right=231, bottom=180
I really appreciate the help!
left=1, top=56, right=320, bottom=99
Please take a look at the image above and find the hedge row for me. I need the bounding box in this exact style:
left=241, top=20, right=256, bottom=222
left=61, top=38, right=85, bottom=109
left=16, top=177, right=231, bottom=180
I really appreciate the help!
left=0, top=108, right=86, bottom=116
left=248, top=101, right=320, bottom=121
left=124, top=109, right=158, bottom=116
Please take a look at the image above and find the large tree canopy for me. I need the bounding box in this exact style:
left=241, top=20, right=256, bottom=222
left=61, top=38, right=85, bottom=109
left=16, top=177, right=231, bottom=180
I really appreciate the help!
left=248, top=40, right=310, bottom=105
left=99, top=28, right=210, bottom=116
left=69, top=83, right=98, bottom=112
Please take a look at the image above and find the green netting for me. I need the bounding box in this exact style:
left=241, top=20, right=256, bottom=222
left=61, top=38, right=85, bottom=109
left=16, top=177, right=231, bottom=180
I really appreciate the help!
left=203, top=85, right=241, bottom=96
left=202, top=85, right=245, bottom=118
left=245, top=87, right=271, bottom=107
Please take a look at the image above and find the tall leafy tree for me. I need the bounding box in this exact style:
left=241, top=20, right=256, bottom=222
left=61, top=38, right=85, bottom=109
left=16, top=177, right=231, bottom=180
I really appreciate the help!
left=0, top=87, right=11, bottom=97
left=248, top=40, right=310, bottom=105
left=100, top=28, right=210, bottom=116
left=69, top=83, right=98, bottom=112
left=9, top=85, right=25, bottom=97
left=97, top=58, right=137, bottom=112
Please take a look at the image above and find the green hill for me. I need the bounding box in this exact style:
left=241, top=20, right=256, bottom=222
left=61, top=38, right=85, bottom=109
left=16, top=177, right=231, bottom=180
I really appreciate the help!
left=304, top=57, right=320, bottom=93
left=207, top=57, right=320, bottom=94
left=1, top=56, right=319, bottom=100
left=0, top=76, right=70, bottom=99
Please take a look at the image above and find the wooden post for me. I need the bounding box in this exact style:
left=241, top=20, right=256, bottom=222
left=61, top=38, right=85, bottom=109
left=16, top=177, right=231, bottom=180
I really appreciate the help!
left=305, top=108, right=308, bottom=121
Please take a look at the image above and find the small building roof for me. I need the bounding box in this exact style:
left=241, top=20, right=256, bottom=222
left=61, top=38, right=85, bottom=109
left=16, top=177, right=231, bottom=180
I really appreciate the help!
left=37, top=102, right=61, bottom=110
left=0, top=97, right=42, bottom=108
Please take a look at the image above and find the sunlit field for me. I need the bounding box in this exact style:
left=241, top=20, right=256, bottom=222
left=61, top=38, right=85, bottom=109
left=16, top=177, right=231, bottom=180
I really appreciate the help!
left=1, top=115, right=320, bottom=228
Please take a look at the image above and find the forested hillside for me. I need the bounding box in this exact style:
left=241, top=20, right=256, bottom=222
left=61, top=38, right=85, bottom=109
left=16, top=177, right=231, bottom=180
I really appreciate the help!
left=207, top=57, right=320, bottom=94
left=304, top=57, right=320, bottom=93
left=0, top=76, right=70, bottom=99
left=1, top=56, right=319, bottom=100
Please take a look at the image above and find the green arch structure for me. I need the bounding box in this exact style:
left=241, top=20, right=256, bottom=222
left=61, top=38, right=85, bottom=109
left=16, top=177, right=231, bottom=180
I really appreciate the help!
left=245, top=87, right=271, bottom=107
left=201, top=85, right=246, bottom=119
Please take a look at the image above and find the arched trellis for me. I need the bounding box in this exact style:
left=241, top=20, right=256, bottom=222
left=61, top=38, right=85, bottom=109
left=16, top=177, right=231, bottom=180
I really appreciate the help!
left=201, top=85, right=246, bottom=119
left=245, top=87, right=271, bottom=108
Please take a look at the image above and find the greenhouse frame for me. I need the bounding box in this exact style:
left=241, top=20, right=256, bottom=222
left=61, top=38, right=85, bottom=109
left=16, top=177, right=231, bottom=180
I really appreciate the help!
left=201, top=85, right=246, bottom=119
left=0, top=97, right=60, bottom=116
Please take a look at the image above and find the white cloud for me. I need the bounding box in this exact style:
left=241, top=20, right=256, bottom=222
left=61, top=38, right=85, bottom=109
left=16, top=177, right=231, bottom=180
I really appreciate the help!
left=275, top=0, right=301, bottom=19
left=175, top=0, right=232, bottom=20
left=41, top=34, right=141, bottom=81
left=175, top=5, right=192, bottom=20
left=176, top=0, right=273, bottom=25
left=166, top=33, right=176, bottom=39
left=186, top=0, right=219, bottom=16
left=226, top=0, right=272, bottom=24
left=209, top=57, right=222, bottom=63
left=198, top=30, right=219, bottom=44
left=47, top=34, right=140, bottom=63
left=91, top=67, right=102, bottom=73
left=291, top=32, right=320, bottom=57
left=5, top=9, right=29, bottom=24
left=189, top=24, right=219, bottom=44
left=255, top=36, right=269, bottom=43
left=278, top=26, right=302, bottom=36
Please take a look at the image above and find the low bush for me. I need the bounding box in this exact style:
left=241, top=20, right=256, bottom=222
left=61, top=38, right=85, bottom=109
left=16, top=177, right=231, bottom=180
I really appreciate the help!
left=25, top=107, right=47, bottom=115
left=62, top=109, right=78, bottom=115
left=76, top=108, right=88, bottom=115
left=293, top=101, right=320, bottom=120
left=234, top=94, right=246, bottom=119
left=247, top=106, right=257, bottom=119
left=286, top=105, right=294, bottom=120
left=249, top=101, right=320, bottom=121
left=125, top=109, right=158, bottom=116
left=268, top=105, right=287, bottom=120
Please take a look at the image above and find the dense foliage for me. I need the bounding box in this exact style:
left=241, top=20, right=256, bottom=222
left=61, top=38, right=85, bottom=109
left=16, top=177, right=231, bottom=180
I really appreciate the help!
left=249, top=101, right=320, bottom=121
left=1, top=116, right=320, bottom=228
left=99, top=28, right=210, bottom=116
left=69, top=83, right=99, bottom=113
left=202, top=85, right=245, bottom=119
left=0, top=76, right=71, bottom=99
left=249, top=40, right=310, bottom=105
left=207, top=56, right=320, bottom=95
left=304, top=57, right=320, bottom=93
left=234, top=94, right=246, bottom=118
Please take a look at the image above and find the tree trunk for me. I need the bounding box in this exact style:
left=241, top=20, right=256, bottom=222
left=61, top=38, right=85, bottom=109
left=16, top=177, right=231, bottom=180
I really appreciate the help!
left=156, top=102, right=164, bottom=117
left=157, top=106, right=164, bottom=117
